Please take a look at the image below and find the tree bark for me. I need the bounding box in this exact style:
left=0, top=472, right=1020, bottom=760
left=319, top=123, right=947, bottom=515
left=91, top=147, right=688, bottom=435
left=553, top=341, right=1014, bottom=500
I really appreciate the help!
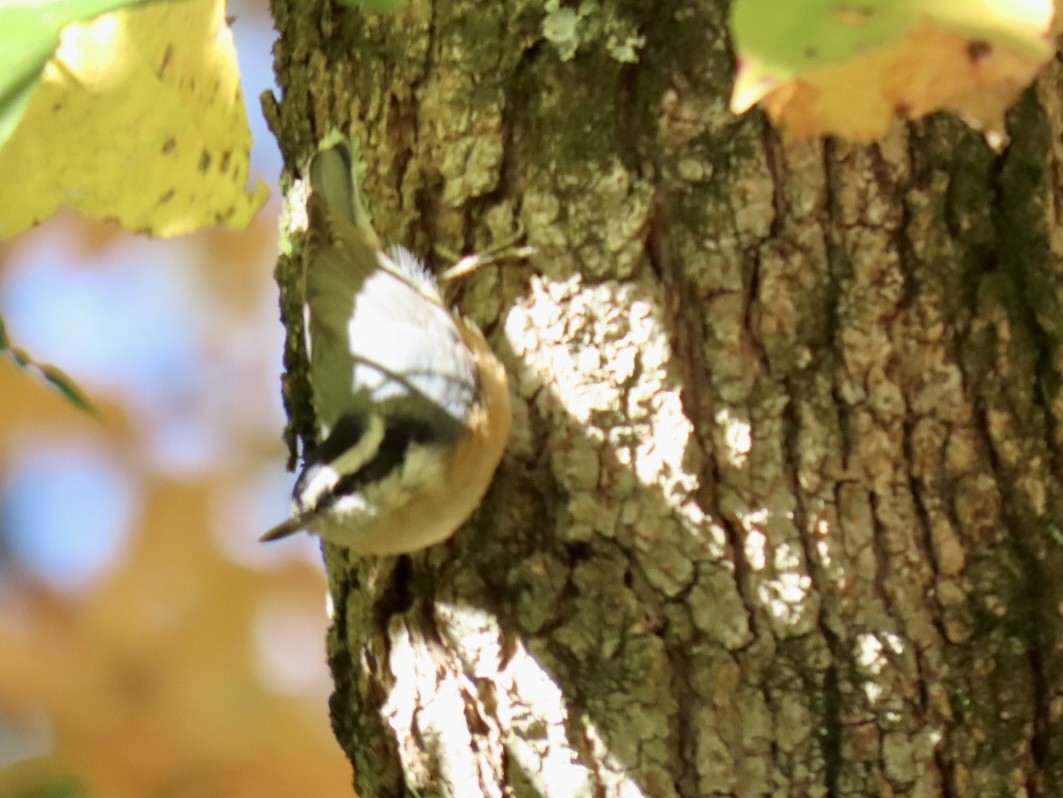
left=265, top=1, right=1063, bottom=795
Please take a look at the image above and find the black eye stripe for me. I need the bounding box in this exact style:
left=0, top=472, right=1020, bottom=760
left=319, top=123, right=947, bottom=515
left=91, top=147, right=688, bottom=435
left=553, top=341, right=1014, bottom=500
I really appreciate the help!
left=314, top=415, right=439, bottom=504
left=334, top=421, right=415, bottom=496
left=302, top=414, right=367, bottom=469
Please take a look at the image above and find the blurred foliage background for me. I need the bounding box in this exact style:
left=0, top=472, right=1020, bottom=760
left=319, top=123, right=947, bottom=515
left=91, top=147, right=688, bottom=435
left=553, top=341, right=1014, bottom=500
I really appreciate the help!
left=0, top=1, right=352, bottom=796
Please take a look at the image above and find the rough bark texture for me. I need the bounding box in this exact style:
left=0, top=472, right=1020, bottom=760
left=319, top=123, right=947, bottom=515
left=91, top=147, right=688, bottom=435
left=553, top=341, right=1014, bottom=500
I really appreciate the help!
left=265, top=1, right=1063, bottom=795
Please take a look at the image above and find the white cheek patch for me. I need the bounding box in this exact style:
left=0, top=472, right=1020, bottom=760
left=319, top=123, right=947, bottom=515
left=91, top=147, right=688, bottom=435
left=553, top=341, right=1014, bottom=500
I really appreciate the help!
left=299, top=463, right=340, bottom=510
left=328, top=493, right=373, bottom=519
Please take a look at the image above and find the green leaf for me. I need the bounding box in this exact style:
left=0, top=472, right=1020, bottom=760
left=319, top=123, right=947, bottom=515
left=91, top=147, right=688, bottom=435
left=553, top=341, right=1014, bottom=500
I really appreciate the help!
left=0, top=320, right=98, bottom=416
left=39, top=363, right=99, bottom=416
left=731, top=0, right=1051, bottom=80
left=9, top=345, right=31, bottom=368
left=731, top=0, right=912, bottom=77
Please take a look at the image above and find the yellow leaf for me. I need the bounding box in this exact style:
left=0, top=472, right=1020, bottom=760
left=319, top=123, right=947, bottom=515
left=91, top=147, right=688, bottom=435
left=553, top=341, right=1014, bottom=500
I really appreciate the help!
left=731, top=0, right=1056, bottom=144
left=0, top=0, right=268, bottom=239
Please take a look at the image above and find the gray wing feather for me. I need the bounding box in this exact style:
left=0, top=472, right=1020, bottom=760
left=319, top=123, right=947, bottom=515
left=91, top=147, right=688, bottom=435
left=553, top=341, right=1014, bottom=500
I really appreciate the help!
left=307, top=143, right=381, bottom=251
left=305, top=144, right=477, bottom=439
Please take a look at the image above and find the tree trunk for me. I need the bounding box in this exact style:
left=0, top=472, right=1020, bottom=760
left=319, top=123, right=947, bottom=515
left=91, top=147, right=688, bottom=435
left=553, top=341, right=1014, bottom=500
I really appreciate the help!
left=264, top=1, right=1063, bottom=795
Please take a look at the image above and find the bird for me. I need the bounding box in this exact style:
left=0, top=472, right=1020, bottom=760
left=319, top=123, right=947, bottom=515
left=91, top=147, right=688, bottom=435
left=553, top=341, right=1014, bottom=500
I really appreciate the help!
left=260, top=140, right=512, bottom=554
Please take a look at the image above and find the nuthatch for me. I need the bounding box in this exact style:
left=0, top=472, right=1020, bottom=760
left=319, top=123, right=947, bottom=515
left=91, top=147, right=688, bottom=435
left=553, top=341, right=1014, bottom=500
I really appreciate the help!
left=261, top=141, right=512, bottom=554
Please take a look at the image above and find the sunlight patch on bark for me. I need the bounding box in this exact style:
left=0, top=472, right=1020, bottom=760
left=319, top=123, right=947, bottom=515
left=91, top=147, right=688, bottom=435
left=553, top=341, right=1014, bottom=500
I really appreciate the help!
left=716, top=408, right=753, bottom=468
left=382, top=602, right=651, bottom=797
left=505, top=274, right=726, bottom=582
